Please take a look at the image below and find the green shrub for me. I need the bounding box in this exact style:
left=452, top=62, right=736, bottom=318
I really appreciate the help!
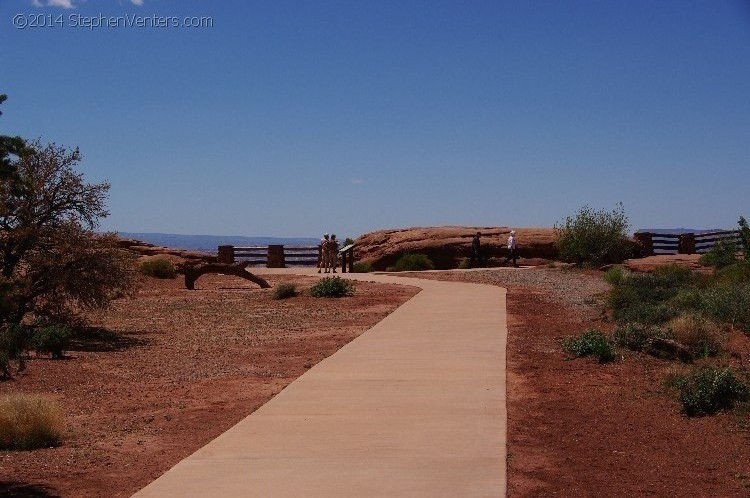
left=672, top=367, right=749, bottom=416
left=700, top=282, right=750, bottom=332
left=391, top=253, right=435, bottom=272
left=699, top=239, right=739, bottom=269
left=140, top=258, right=177, bottom=279
left=612, top=323, right=669, bottom=351
left=352, top=261, right=374, bottom=273
left=457, top=258, right=471, bottom=270
left=555, top=203, right=632, bottom=266
left=0, top=394, right=65, bottom=450
left=32, top=325, right=72, bottom=359
left=562, top=329, right=616, bottom=363
left=272, top=283, right=297, bottom=300
left=309, top=276, right=355, bottom=298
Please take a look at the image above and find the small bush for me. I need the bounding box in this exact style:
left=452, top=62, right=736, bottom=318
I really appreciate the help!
left=555, top=203, right=632, bottom=266
left=32, top=325, right=72, bottom=359
left=700, top=282, right=750, bottom=332
left=391, top=253, right=435, bottom=272
left=699, top=239, right=739, bottom=269
left=140, top=258, right=177, bottom=279
left=309, top=277, right=355, bottom=298
left=562, top=329, right=616, bottom=363
left=612, top=323, right=670, bottom=351
left=457, top=258, right=471, bottom=270
left=0, top=394, right=65, bottom=450
left=272, top=283, right=297, bottom=300
left=666, top=314, right=723, bottom=358
left=672, top=367, right=749, bottom=416
left=352, top=261, right=374, bottom=273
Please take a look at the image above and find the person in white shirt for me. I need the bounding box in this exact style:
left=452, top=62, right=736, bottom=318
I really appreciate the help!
left=504, top=230, right=518, bottom=267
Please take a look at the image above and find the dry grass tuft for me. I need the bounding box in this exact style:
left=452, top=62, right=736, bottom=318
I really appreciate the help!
left=0, top=394, right=65, bottom=450
left=666, top=314, right=725, bottom=358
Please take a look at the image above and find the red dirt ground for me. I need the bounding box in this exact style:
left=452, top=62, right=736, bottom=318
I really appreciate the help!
left=0, top=274, right=418, bottom=497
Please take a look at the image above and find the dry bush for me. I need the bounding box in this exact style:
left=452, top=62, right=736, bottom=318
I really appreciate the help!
left=666, top=314, right=724, bottom=358
left=0, top=394, right=64, bottom=450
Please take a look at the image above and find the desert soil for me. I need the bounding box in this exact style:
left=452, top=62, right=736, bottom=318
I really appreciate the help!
left=0, top=273, right=418, bottom=498
left=404, top=268, right=750, bottom=497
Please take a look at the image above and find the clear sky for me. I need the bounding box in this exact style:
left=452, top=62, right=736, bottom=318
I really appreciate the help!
left=1, top=0, right=749, bottom=237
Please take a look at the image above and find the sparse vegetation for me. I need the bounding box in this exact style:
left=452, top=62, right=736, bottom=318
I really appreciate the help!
left=0, top=394, right=64, bottom=450
left=562, top=329, right=616, bottom=363
left=352, top=261, right=374, bottom=273
left=272, top=283, right=297, bottom=299
left=140, top=258, right=177, bottom=279
left=391, top=253, right=435, bottom=272
left=555, top=203, right=632, bottom=266
left=309, top=276, right=355, bottom=298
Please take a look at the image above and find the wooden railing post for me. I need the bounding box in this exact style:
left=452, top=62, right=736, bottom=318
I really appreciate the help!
left=678, top=233, right=696, bottom=255
left=217, top=245, right=235, bottom=264
left=633, top=233, right=654, bottom=257
left=267, top=245, right=285, bottom=268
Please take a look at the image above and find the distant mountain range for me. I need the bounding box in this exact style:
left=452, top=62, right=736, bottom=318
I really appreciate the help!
left=635, top=228, right=727, bottom=235
left=117, top=233, right=319, bottom=253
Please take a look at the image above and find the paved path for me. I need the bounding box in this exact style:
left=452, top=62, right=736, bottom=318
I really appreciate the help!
left=133, top=270, right=507, bottom=497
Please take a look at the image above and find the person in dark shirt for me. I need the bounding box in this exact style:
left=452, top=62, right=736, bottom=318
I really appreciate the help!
left=469, top=231, right=483, bottom=268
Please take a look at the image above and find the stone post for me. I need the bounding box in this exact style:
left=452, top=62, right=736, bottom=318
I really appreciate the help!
left=267, top=245, right=285, bottom=268
left=217, top=245, right=235, bottom=264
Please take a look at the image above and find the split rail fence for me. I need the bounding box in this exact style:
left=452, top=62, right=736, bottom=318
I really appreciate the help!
left=634, top=230, right=743, bottom=256
left=217, top=244, right=356, bottom=272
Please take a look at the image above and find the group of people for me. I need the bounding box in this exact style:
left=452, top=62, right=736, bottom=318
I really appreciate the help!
left=318, top=233, right=340, bottom=273
left=468, top=230, right=518, bottom=268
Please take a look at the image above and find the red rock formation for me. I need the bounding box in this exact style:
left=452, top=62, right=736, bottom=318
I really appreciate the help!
left=354, top=226, right=558, bottom=270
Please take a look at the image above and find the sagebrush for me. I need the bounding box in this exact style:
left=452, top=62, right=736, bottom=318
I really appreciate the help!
left=309, top=277, right=355, bottom=298
left=140, top=258, right=177, bottom=279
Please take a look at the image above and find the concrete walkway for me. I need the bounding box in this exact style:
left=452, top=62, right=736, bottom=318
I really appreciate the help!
left=133, top=270, right=507, bottom=497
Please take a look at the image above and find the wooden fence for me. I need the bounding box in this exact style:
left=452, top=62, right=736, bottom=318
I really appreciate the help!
left=217, top=244, right=356, bottom=272
left=634, top=230, right=742, bottom=256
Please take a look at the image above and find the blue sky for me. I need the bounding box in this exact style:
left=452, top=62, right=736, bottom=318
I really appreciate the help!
left=1, top=0, right=748, bottom=237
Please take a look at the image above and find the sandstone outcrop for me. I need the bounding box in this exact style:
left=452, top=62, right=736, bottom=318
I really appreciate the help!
left=354, top=226, right=558, bottom=270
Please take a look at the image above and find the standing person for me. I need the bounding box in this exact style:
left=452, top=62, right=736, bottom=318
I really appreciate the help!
left=469, top=232, right=483, bottom=268
left=328, top=234, right=340, bottom=273
left=504, top=230, right=518, bottom=267
left=318, top=233, right=330, bottom=273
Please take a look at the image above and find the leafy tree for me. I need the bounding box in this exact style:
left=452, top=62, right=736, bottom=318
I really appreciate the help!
left=555, top=203, right=632, bottom=266
left=0, top=139, right=138, bottom=327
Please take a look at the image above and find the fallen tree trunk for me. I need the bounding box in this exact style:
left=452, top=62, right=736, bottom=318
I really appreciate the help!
left=184, top=262, right=271, bottom=290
